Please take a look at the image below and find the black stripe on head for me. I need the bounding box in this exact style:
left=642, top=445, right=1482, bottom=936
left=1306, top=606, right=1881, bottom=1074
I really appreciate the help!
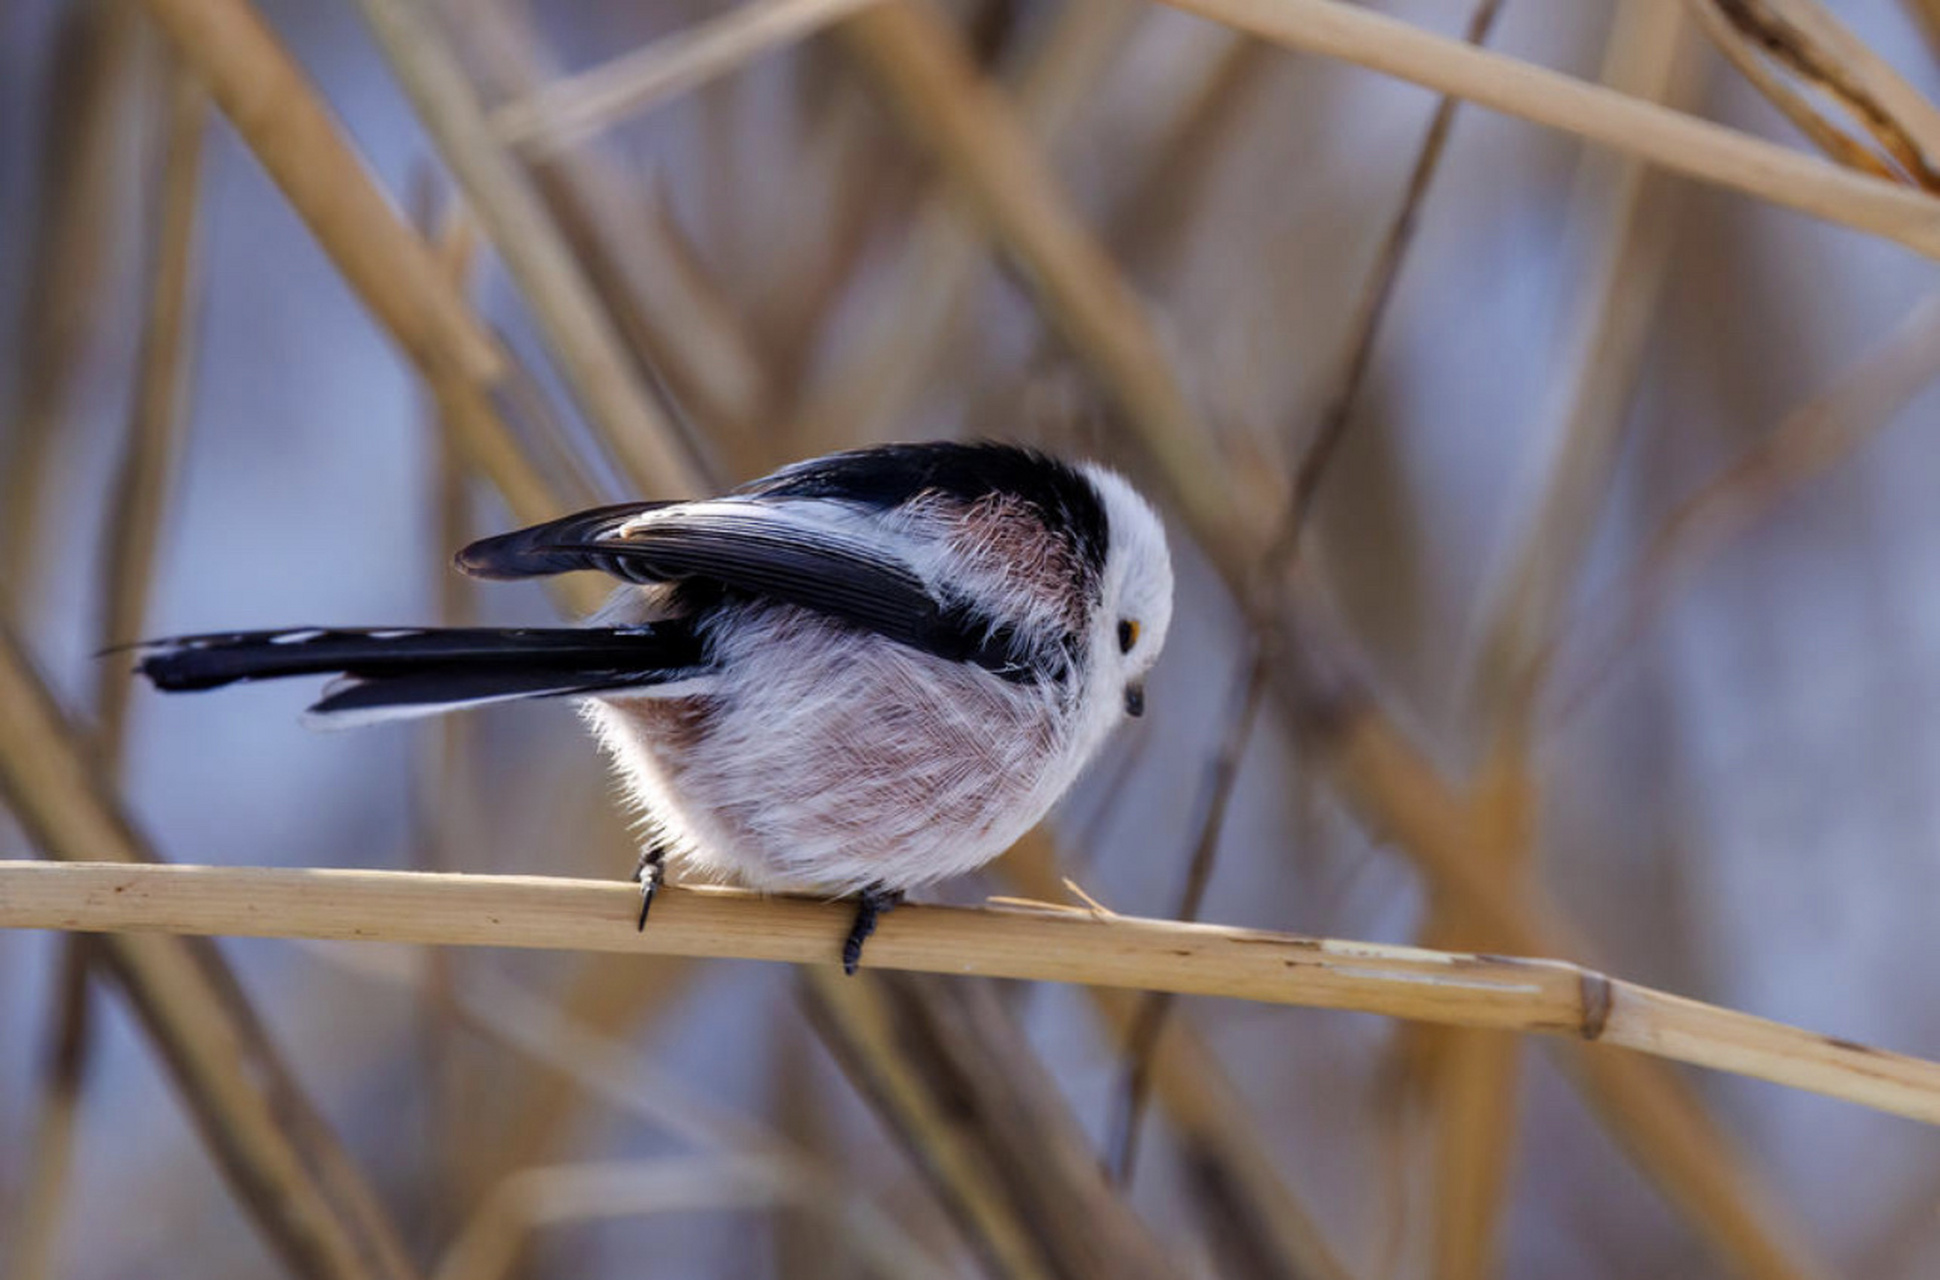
left=745, top=442, right=1110, bottom=584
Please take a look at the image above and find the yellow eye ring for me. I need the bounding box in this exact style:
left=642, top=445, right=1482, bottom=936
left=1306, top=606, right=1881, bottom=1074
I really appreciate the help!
left=1117, top=619, right=1140, bottom=653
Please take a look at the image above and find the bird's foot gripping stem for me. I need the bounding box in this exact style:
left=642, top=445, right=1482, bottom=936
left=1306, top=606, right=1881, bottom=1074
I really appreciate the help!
left=842, top=884, right=905, bottom=976
left=632, top=845, right=666, bottom=931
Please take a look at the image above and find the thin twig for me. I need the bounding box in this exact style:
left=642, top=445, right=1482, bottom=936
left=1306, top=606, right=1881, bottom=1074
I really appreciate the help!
left=7, top=861, right=1940, bottom=1129
left=1279, top=0, right=1506, bottom=552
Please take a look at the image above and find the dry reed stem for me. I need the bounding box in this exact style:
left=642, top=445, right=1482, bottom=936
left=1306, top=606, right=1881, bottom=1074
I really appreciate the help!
left=1308, top=674, right=1828, bottom=1278
left=1556, top=290, right=1940, bottom=721
left=840, top=0, right=1243, bottom=556
left=5, top=942, right=94, bottom=1280
left=802, top=968, right=1182, bottom=1280
left=306, top=943, right=952, bottom=1279
left=1107, top=656, right=1266, bottom=1185
left=453, top=0, right=773, bottom=480
left=0, top=628, right=420, bottom=1280
left=355, top=0, right=704, bottom=501
left=6, top=861, right=1940, bottom=1131
left=492, top=0, right=887, bottom=155
left=1430, top=19, right=1701, bottom=1273
left=132, top=0, right=569, bottom=536
left=1000, top=835, right=1357, bottom=1280
left=1, top=0, right=138, bottom=614
left=790, top=0, right=1144, bottom=454
left=94, top=68, right=209, bottom=753
left=8, top=65, right=216, bottom=1280
left=1281, top=0, right=1504, bottom=556
left=1687, top=1, right=1905, bottom=182
left=1692, top=0, right=1940, bottom=187
left=1466, top=13, right=1703, bottom=744
left=1153, top=0, right=1940, bottom=260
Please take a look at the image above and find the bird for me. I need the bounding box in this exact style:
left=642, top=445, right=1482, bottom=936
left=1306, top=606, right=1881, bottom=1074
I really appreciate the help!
left=132, top=441, right=1175, bottom=972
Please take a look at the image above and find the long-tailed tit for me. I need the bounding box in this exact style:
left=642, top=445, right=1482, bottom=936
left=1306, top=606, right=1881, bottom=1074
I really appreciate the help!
left=134, top=442, right=1174, bottom=971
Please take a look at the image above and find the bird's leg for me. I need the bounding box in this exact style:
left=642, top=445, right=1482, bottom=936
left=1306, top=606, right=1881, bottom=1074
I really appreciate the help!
left=632, top=843, right=666, bottom=931
left=842, top=883, right=905, bottom=976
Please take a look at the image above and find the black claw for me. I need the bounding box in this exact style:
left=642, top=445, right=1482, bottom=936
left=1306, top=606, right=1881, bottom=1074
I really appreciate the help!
left=633, top=846, right=666, bottom=932
left=842, top=884, right=905, bottom=975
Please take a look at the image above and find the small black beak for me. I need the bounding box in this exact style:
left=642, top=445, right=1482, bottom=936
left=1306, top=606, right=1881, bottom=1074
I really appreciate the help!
left=1124, top=683, right=1145, bottom=717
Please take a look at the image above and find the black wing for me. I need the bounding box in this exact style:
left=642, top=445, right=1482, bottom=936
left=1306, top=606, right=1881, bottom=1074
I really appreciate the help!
left=457, top=499, right=988, bottom=662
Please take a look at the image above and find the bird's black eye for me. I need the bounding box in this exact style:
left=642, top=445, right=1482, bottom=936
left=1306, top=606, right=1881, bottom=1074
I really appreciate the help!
left=1117, top=619, right=1139, bottom=653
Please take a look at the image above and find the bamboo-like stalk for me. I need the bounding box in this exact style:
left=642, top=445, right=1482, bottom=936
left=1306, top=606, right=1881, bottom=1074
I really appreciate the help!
left=354, top=0, right=704, bottom=501
left=5, top=860, right=1940, bottom=1131
left=492, top=0, right=887, bottom=155
left=1152, top=0, right=1940, bottom=260
left=0, top=626, right=421, bottom=1280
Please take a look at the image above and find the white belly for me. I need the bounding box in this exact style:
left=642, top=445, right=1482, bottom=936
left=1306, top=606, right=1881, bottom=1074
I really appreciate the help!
left=583, top=615, right=1077, bottom=895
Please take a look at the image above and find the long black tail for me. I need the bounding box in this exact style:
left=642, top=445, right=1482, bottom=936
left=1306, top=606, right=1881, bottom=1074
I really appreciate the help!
left=131, top=625, right=706, bottom=727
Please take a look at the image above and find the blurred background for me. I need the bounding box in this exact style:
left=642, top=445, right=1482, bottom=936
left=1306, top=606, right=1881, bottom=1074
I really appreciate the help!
left=5, top=0, right=1940, bottom=1276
